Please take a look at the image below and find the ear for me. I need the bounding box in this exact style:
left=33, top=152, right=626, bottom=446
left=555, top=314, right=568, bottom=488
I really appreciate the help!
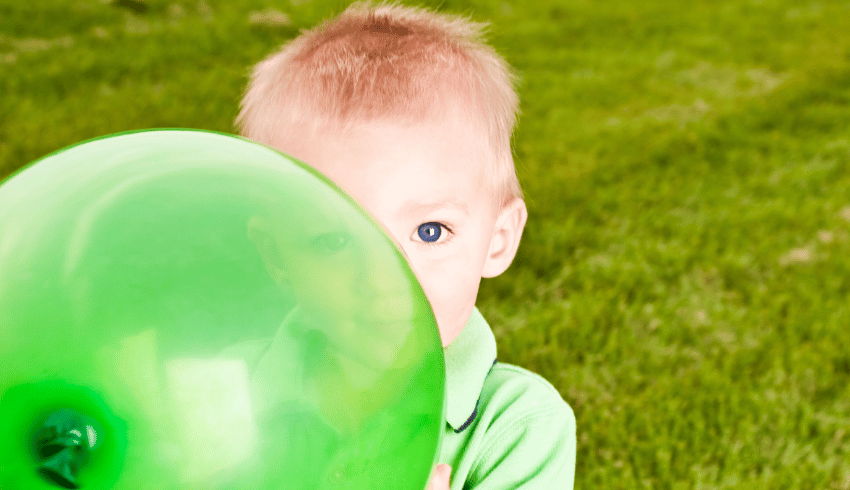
left=247, top=216, right=290, bottom=287
left=481, top=197, right=528, bottom=279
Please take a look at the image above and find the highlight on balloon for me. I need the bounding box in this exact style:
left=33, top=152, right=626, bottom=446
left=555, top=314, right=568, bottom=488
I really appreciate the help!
left=0, top=129, right=446, bottom=490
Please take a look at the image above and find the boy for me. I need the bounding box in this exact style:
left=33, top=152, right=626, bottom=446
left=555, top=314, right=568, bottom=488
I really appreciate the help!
left=236, top=1, right=576, bottom=488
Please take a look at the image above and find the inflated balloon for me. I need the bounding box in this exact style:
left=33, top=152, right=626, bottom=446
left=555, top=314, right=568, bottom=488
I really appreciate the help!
left=0, top=130, right=446, bottom=489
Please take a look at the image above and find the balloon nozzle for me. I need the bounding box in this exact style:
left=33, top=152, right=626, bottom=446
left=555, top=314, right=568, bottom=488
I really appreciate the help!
left=33, top=409, right=97, bottom=489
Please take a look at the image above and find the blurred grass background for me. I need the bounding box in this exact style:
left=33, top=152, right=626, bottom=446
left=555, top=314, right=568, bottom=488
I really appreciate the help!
left=2, top=0, right=849, bottom=488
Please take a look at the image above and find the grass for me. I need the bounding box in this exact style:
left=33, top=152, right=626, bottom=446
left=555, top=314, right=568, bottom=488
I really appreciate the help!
left=2, top=0, right=850, bottom=488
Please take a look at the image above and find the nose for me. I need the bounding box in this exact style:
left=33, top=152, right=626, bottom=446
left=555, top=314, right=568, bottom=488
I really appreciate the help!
left=355, top=224, right=419, bottom=312
left=377, top=221, right=407, bottom=259
left=359, top=234, right=403, bottom=294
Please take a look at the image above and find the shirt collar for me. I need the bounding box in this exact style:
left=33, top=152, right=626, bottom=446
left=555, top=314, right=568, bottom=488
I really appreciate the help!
left=443, top=306, right=498, bottom=433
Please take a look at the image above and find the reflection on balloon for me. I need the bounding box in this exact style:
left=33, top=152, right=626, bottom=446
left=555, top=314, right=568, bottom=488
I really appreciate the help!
left=0, top=129, right=445, bottom=490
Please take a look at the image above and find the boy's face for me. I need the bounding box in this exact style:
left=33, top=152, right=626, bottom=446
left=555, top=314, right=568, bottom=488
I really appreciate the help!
left=264, top=118, right=527, bottom=348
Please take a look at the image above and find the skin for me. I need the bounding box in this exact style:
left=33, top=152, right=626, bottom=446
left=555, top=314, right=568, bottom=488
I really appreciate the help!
left=428, top=463, right=452, bottom=490
left=249, top=116, right=528, bottom=488
left=262, top=117, right=528, bottom=349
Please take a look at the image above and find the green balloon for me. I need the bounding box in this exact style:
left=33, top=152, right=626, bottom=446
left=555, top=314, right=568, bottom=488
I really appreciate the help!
left=0, top=129, right=446, bottom=490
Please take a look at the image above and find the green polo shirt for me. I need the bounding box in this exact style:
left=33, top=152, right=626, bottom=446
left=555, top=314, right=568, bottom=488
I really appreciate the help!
left=219, top=306, right=576, bottom=489
left=440, top=306, right=576, bottom=489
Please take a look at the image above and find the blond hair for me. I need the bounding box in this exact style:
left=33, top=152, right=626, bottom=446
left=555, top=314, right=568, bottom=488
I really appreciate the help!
left=236, top=0, right=523, bottom=212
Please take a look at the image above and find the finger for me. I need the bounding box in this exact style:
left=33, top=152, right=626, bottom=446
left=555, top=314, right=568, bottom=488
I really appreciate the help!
left=435, top=464, right=452, bottom=489
left=428, top=464, right=448, bottom=490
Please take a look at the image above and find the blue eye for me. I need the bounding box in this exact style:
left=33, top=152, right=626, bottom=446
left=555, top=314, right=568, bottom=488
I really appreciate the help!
left=417, top=222, right=447, bottom=244
left=417, top=223, right=442, bottom=243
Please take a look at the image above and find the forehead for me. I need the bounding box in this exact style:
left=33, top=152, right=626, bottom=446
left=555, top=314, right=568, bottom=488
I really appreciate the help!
left=276, top=118, right=492, bottom=213
left=401, top=196, right=469, bottom=216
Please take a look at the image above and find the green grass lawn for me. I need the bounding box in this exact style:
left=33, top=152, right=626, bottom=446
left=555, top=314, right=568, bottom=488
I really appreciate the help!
left=2, top=0, right=849, bottom=488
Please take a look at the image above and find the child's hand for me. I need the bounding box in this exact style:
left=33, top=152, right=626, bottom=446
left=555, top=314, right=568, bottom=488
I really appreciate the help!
left=427, top=464, right=452, bottom=490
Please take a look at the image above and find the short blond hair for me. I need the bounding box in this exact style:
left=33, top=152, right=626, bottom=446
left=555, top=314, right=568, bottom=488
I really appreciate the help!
left=236, top=0, right=523, bottom=212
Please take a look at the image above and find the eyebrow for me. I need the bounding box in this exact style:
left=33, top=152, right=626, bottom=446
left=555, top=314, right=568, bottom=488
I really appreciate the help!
left=402, top=198, right=469, bottom=216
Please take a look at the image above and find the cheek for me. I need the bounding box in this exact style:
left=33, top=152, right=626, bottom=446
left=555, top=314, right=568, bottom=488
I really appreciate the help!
left=287, top=255, right=359, bottom=317
left=413, top=257, right=477, bottom=320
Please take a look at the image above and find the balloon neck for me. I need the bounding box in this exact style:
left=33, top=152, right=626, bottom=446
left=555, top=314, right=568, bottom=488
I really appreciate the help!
left=33, top=409, right=98, bottom=489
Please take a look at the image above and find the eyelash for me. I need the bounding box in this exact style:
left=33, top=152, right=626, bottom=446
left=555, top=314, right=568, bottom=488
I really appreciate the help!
left=417, top=222, right=453, bottom=249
